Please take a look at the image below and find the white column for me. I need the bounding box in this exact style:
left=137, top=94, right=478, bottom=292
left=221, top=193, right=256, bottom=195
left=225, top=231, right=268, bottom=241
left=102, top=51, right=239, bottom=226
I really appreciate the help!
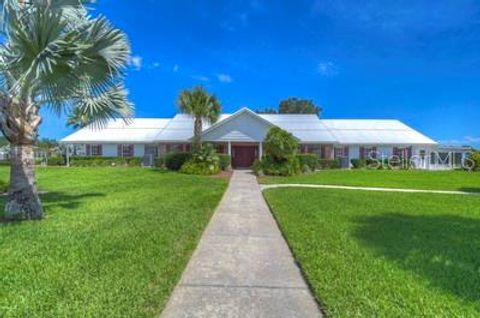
left=66, top=144, right=70, bottom=167
left=227, top=141, right=232, bottom=156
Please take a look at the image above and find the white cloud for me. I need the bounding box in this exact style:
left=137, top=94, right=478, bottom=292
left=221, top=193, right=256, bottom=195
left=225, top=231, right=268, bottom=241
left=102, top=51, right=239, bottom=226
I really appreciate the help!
left=129, top=55, right=143, bottom=71
left=440, top=136, right=480, bottom=146
left=191, top=75, right=210, bottom=82
left=152, top=62, right=160, bottom=68
left=217, top=73, right=233, bottom=83
left=317, top=61, right=338, bottom=76
left=173, top=64, right=179, bottom=72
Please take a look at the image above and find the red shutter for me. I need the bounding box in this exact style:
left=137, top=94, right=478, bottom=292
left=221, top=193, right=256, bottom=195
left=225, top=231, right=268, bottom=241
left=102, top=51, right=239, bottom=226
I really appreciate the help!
left=86, top=144, right=91, bottom=156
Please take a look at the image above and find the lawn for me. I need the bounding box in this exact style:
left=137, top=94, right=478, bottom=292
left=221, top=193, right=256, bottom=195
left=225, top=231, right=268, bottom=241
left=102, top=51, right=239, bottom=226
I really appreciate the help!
left=0, top=167, right=227, bottom=318
left=264, top=188, right=480, bottom=317
left=259, top=169, right=480, bottom=192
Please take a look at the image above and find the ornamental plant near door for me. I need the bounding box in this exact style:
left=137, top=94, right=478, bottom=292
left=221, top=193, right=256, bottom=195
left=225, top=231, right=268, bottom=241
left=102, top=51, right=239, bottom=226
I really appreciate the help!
left=254, top=127, right=301, bottom=176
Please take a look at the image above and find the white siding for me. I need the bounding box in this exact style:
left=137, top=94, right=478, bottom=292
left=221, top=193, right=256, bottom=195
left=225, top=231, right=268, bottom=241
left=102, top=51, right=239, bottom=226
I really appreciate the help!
left=349, top=145, right=360, bottom=159
left=103, top=144, right=117, bottom=157
left=378, top=146, right=393, bottom=158
left=134, top=144, right=145, bottom=157
left=203, top=111, right=272, bottom=142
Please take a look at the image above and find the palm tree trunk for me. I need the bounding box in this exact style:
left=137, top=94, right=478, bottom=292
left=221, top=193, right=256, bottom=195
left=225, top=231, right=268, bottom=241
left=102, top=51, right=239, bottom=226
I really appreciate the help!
left=5, top=143, right=43, bottom=220
left=193, top=117, right=203, bottom=150
left=0, top=96, right=43, bottom=221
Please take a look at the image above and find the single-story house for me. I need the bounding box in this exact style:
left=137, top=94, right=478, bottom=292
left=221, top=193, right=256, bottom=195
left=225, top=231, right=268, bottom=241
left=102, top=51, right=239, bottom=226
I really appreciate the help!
left=60, top=107, right=470, bottom=169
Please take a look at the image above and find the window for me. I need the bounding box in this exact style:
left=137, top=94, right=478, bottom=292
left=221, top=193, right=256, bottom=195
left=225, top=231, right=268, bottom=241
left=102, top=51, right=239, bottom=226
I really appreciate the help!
left=118, top=144, right=134, bottom=157
left=86, top=144, right=103, bottom=156
left=334, top=147, right=349, bottom=159
left=360, top=146, right=377, bottom=159
left=393, top=147, right=412, bottom=159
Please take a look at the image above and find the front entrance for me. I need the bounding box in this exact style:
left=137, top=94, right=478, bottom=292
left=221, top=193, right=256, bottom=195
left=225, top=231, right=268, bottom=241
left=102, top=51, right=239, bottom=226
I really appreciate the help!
left=232, top=145, right=257, bottom=168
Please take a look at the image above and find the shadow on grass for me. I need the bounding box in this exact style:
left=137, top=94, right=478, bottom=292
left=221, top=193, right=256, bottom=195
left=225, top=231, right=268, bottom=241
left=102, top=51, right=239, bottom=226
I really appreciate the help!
left=353, top=213, right=480, bottom=303
left=458, top=187, right=480, bottom=194
left=0, top=191, right=105, bottom=224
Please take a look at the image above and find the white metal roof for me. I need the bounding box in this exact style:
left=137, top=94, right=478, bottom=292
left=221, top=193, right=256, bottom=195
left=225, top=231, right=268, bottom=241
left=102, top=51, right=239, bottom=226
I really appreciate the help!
left=259, top=114, right=337, bottom=143
left=61, top=108, right=438, bottom=145
left=321, top=120, right=437, bottom=145
left=60, top=118, right=171, bottom=143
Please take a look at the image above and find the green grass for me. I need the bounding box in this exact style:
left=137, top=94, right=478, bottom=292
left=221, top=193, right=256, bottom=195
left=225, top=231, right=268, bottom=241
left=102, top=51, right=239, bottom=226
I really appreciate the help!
left=259, top=169, right=480, bottom=192
left=264, top=188, right=480, bottom=317
left=0, top=167, right=227, bottom=318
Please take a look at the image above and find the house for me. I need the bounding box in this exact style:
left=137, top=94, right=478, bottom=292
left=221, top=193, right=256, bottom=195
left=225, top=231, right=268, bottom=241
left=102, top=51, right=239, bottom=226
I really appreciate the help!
left=60, top=107, right=469, bottom=169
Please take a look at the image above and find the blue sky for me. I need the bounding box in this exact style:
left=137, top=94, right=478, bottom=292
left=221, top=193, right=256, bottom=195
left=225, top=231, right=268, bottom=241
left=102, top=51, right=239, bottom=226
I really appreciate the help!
left=42, top=0, right=480, bottom=147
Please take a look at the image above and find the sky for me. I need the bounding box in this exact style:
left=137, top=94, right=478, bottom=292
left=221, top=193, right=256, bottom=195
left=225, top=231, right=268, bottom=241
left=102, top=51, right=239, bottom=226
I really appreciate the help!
left=42, top=0, right=480, bottom=147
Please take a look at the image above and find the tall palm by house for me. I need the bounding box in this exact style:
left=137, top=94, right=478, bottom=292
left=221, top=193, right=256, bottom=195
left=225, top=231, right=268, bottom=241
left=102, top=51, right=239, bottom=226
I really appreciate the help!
left=177, top=86, right=221, bottom=150
left=0, top=0, right=133, bottom=221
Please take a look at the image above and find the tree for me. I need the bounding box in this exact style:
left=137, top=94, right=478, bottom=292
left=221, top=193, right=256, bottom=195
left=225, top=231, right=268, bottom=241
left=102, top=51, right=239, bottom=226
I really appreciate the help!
left=255, top=107, right=277, bottom=114
left=279, top=97, right=322, bottom=115
left=0, top=0, right=133, bottom=220
left=177, top=86, right=221, bottom=150
left=67, top=107, right=92, bottom=129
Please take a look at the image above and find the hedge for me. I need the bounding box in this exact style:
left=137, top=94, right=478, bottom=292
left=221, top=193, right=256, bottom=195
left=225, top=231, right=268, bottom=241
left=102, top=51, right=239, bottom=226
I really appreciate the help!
left=164, top=152, right=191, bottom=171
left=318, top=159, right=341, bottom=169
left=70, top=156, right=142, bottom=167
left=297, top=154, right=318, bottom=171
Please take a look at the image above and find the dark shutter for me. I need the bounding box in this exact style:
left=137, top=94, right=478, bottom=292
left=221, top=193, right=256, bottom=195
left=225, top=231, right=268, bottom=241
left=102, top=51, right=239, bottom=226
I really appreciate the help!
left=98, top=145, right=103, bottom=156
left=117, top=145, right=122, bottom=157
left=359, top=146, right=365, bottom=159
left=86, top=144, right=91, bottom=156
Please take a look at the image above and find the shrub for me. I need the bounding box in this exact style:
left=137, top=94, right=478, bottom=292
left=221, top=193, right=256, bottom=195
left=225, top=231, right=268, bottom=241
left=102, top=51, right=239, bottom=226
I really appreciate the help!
left=318, top=159, right=341, bottom=170
left=0, top=160, right=10, bottom=166
left=154, top=157, right=165, bottom=169
left=297, top=154, right=319, bottom=171
left=47, top=156, right=65, bottom=166
left=350, top=159, right=366, bottom=169
left=164, top=152, right=191, bottom=171
left=180, top=161, right=220, bottom=175
left=218, top=154, right=231, bottom=171
left=264, top=127, right=298, bottom=161
left=70, top=157, right=142, bottom=167
left=179, top=144, right=220, bottom=175
left=253, top=156, right=301, bottom=176
left=469, top=152, right=480, bottom=171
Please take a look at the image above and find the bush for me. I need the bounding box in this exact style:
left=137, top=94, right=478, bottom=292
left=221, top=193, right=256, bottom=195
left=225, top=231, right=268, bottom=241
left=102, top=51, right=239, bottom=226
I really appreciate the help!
left=350, top=159, right=366, bottom=169
left=253, top=156, right=301, bottom=176
left=0, top=160, right=10, bottom=166
left=469, top=152, right=480, bottom=171
left=264, top=127, right=298, bottom=161
left=297, top=154, right=319, bottom=170
left=164, top=152, right=191, bottom=171
left=180, top=161, right=220, bottom=175
left=218, top=154, right=231, bottom=171
left=318, top=159, right=341, bottom=170
left=70, top=156, right=142, bottom=167
left=180, top=144, right=220, bottom=175
left=154, top=157, right=165, bottom=169
left=47, top=156, right=65, bottom=166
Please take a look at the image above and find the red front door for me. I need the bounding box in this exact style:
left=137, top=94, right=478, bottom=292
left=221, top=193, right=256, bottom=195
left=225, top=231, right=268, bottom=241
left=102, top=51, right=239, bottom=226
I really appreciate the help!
left=232, top=145, right=257, bottom=168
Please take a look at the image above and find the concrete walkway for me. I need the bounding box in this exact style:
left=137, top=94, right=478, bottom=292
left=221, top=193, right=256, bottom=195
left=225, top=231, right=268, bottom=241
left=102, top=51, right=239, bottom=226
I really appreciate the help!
left=261, top=183, right=480, bottom=196
left=161, top=170, right=322, bottom=318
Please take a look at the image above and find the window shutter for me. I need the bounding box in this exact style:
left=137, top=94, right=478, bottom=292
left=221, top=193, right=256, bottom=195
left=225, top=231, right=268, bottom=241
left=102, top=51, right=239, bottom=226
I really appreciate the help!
left=372, top=147, right=378, bottom=159
left=359, top=146, right=365, bottom=159
left=117, top=145, right=122, bottom=157
left=86, top=144, right=91, bottom=156
left=99, top=145, right=103, bottom=156
left=344, top=146, right=349, bottom=158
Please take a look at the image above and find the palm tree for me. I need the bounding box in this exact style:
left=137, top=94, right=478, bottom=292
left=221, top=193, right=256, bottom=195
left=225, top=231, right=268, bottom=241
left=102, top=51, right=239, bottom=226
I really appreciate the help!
left=177, top=86, right=221, bottom=150
left=67, top=107, right=92, bottom=130
left=0, top=0, right=133, bottom=221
